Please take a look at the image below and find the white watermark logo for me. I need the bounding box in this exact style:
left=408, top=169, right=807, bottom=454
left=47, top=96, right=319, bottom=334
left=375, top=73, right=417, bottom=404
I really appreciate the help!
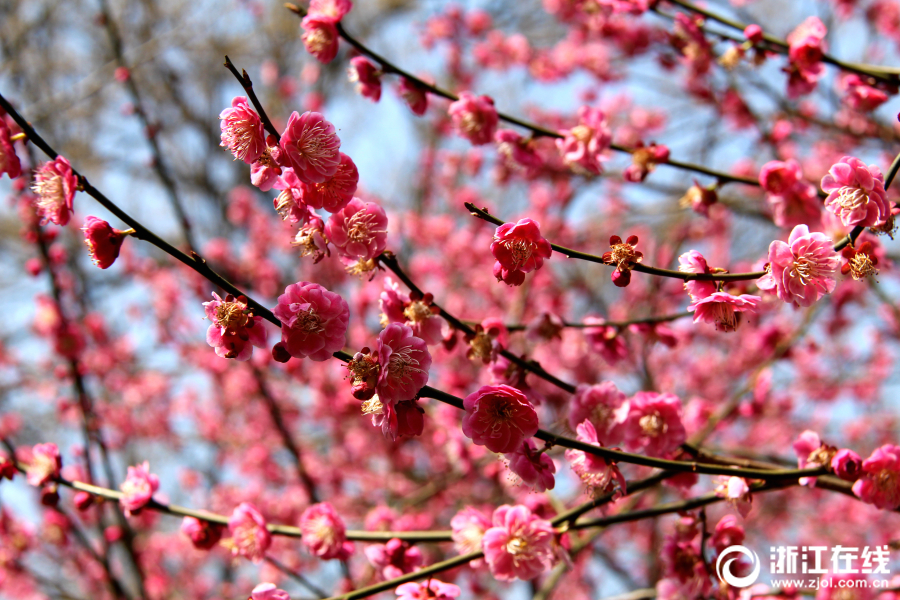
left=716, top=545, right=762, bottom=588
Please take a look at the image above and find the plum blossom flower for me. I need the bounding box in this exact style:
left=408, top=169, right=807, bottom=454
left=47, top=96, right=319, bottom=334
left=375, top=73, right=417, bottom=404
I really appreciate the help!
left=302, top=152, right=358, bottom=213
left=395, top=580, right=461, bottom=600
left=302, top=17, right=340, bottom=64
left=602, top=235, right=643, bottom=287
left=556, top=106, right=612, bottom=175
left=348, top=56, right=382, bottom=102
left=624, top=142, right=669, bottom=182
left=565, top=420, right=626, bottom=497
left=617, top=392, right=686, bottom=458
left=678, top=250, right=717, bottom=301
left=251, top=136, right=285, bottom=192
left=203, top=293, right=268, bottom=361
left=711, top=514, right=744, bottom=554
left=793, top=429, right=835, bottom=486
left=272, top=170, right=314, bottom=225
left=119, top=462, right=159, bottom=516
left=26, top=443, right=61, bottom=487
left=180, top=516, right=224, bottom=550
left=219, top=97, right=266, bottom=164
left=583, top=317, right=628, bottom=365
left=32, top=156, right=78, bottom=226
left=227, top=502, right=271, bottom=563
left=82, top=217, right=130, bottom=269
left=568, top=382, right=625, bottom=443
left=841, top=241, right=880, bottom=281
left=714, top=476, right=752, bottom=517
left=398, top=78, right=428, bottom=116
left=325, top=198, right=389, bottom=273
left=841, top=74, right=889, bottom=112
left=757, top=224, right=840, bottom=307
left=506, top=439, right=556, bottom=492
left=379, top=278, right=443, bottom=345
left=273, top=282, right=349, bottom=361
left=759, top=160, right=821, bottom=228
left=448, top=91, right=498, bottom=146
left=451, top=507, right=491, bottom=559
left=495, top=129, right=543, bottom=170
left=300, top=502, right=353, bottom=560
left=786, top=17, right=827, bottom=97
left=364, top=538, right=423, bottom=580
left=462, top=384, right=539, bottom=454
left=821, top=156, right=891, bottom=227
left=688, top=292, right=761, bottom=332
left=292, top=215, right=330, bottom=263
left=490, top=218, right=552, bottom=286
left=832, top=449, right=863, bottom=481
left=852, top=444, right=900, bottom=510
left=0, top=119, right=21, bottom=180
left=251, top=583, right=290, bottom=600
left=482, top=504, right=556, bottom=581
left=307, top=0, right=352, bottom=22
left=280, top=111, right=341, bottom=184
left=375, top=323, right=431, bottom=403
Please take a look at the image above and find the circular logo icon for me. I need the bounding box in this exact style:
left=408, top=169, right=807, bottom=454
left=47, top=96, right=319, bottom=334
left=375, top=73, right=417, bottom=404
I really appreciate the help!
left=716, top=545, right=761, bottom=588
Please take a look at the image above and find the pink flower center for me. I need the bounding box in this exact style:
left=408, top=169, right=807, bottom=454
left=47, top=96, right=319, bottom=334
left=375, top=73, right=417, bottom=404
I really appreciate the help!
left=387, top=344, right=425, bottom=384
left=234, top=524, right=263, bottom=557
left=292, top=307, right=324, bottom=334
left=307, top=515, right=337, bottom=547
left=836, top=186, right=869, bottom=211
left=121, top=478, right=149, bottom=499
left=403, top=301, right=432, bottom=324
left=293, top=123, right=335, bottom=170
left=361, top=395, right=384, bottom=415
left=460, top=111, right=488, bottom=135
left=32, top=173, right=65, bottom=210
left=499, top=238, right=534, bottom=270
left=346, top=211, right=386, bottom=245
left=710, top=301, right=739, bottom=331
left=789, top=254, right=826, bottom=285
left=455, top=525, right=484, bottom=553
left=274, top=191, right=297, bottom=220
left=222, top=116, right=258, bottom=161
left=639, top=413, right=668, bottom=437
left=216, top=302, right=249, bottom=331
left=305, top=28, right=334, bottom=54
left=570, top=124, right=593, bottom=144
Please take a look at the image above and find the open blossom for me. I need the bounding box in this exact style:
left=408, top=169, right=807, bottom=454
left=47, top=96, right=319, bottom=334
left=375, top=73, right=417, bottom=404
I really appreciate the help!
left=565, top=420, right=626, bottom=497
left=375, top=323, right=431, bottom=403
left=583, top=317, right=628, bottom=365
left=379, top=278, right=442, bottom=345
left=272, top=169, right=314, bottom=225
left=678, top=250, right=717, bottom=301
left=841, top=74, right=889, bottom=112
left=397, top=77, right=428, bottom=116
left=786, top=16, right=827, bottom=97
left=303, top=152, right=358, bottom=213
left=715, top=476, right=752, bottom=517
left=711, top=514, right=745, bottom=554
left=506, top=439, right=556, bottom=492
left=307, top=0, right=352, bottom=22
left=841, top=241, right=880, bottom=281
left=300, top=502, right=352, bottom=560
left=203, top=293, right=268, bottom=361
left=759, top=160, right=821, bottom=228
left=618, top=392, right=686, bottom=458
left=757, top=224, right=840, bottom=307
left=119, top=462, right=159, bottom=516
left=32, top=156, right=78, bottom=226
left=0, top=118, right=21, bottom=179
left=26, top=443, right=61, bottom=487
left=852, top=444, right=900, bottom=510
left=227, top=502, right=271, bottom=563
left=219, top=97, right=266, bottom=164
left=251, top=583, right=290, bottom=600
left=325, top=198, right=389, bottom=268
left=556, top=106, right=612, bottom=175
left=689, top=292, right=761, bottom=332
left=273, top=282, right=349, bottom=361
left=395, top=580, right=461, bottom=600
left=462, top=384, right=539, bottom=454
left=448, top=91, right=498, bottom=146
left=293, top=215, right=330, bottom=263
left=180, top=516, right=224, bottom=550
left=348, top=56, right=382, bottom=102
left=490, top=218, right=552, bottom=286
left=602, top=235, right=643, bottom=288
left=280, top=111, right=341, bottom=184
left=451, top=507, right=491, bottom=558
left=82, top=217, right=129, bottom=269
left=793, top=429, right=835, bottom=486
left=251, top=137, right=285, bottom=192
left=624, top=141, right=669, bottom=182
left=495, top=129, right=543, bottom=170
left=821, top=156, right=891, bottom=227
left=482, top=504, right=556, bottom=581
left=302, top=16, right=340, bottom=63
left=365, top=538, right=423, bottom=580
left=568, top=382, right=625, bottom=443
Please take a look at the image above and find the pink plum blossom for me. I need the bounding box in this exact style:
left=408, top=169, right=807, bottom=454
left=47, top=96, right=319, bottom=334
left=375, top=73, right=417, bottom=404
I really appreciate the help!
left=348, top=56, right=382, bottom=102
left=677, top=250, right=717, bottom=301
left=273, top=282, right=349, bottom=361
left=832, top=449, right=863, bottom=481
left=506, top=439, right=556, bottom=491
left=758, top=224, right=841, bottom=307
left=759, top=160, right=821, bottom=228
left=556, top=106, right=612, bottom=175
left=302, top=17, right=340, bottom=64
left=462, top=384, right=539, bottom=454
left=325, top=198, right=389, bottom=269
left=82, top=217, right=129, bottom=269
left=451, top=507, right=491, bottom=558
left=821, top=156, right=891, bottom=227
left=250, top=137, right=285, bottom=192
left=568, top=382, right=625, bottom=444
left=307, top=0, right=352, bottom=22
left=711, top=514, right=744, bottom=554
left=227, top=502, right=271, bottom=563
left=565, top=420, right=626, bottom=497
left=583, top=317, right=628, bottom=365
left=203, top=293, right=268, bottom=361
left=841, top=74, right=889, bottom=111
left=180, top=516, right=224, bottom=550
left=786, top=17, right=827, bottom=97
left=495, top=129, right=544, bottom=170
left=490, top=218, right=552, bottom=286
left=714, top=476, right=752, bottom=517
left=379, top=277, right=443, bottom=345
left=219, top=96, right=266, bottom=164
left=300, top=502, right=353, bottom=560
left=32, top=156, right=78, bottom=226
left=251, top=583, right=290, bottom=600
left=302, top=152, right=358, bottom=213
left=398, top=78, right=428, bottom=116
left=688, top=292, right=761, bottom=332
left=364, top=538, right=423, bottom=580
left=482, top=504, right=556, bottom=581
left=448, top=91, right=499, bottom=146
left=280, top=111, right=341, bottom=184
left=26, top=443, right=61, bottom=487
left=119, top=461, right=159, bottom=516
left=617, top=392, right=686, bottom=458
left=852, top=444, right=900, bottom=510
left=395, top=580, right=461, bottom=600
left=0, top=118, right=21, bottom=179
left=375, top=323, right=432, bottom=403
